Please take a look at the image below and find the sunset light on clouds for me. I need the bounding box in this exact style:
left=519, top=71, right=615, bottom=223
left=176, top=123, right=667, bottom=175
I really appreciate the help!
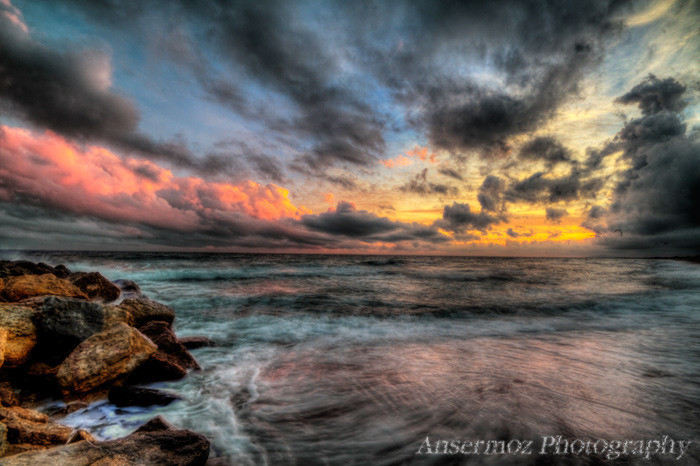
left=0, top=0, right=698, bottom=255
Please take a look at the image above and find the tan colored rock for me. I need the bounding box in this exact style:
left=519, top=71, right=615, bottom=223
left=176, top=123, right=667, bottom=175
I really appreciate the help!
left=0, top=416, right=210, bottom=465
left=68, top=272, right=120, bottom=303
left=0, top=305, right=37, bottom=368
left=56, top=323, right=157, bottom=395
left=0, top=275, right=87, bottom=302
left=0, top=328, right=6, bottom=369
left=0, top=406, right=75, bottom=447
left=118, top=298, right=175, bottom=328
left=0, top=422, right=7, bottom=457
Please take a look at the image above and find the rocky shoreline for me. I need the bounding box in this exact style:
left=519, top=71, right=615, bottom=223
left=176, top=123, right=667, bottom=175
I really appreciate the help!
left=0, top=260, right=214, bottom=464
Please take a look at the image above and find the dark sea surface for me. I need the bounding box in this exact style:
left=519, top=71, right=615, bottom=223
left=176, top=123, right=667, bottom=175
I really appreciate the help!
left=3, top=252, right=699, bottom=465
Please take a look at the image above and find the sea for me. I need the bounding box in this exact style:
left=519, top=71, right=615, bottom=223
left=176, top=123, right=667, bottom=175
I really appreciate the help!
left=2, top=252, right=699, bottom=465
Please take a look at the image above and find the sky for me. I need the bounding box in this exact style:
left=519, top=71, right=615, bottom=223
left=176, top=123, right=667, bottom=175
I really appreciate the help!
left=0, top=0, right=698, bottom=255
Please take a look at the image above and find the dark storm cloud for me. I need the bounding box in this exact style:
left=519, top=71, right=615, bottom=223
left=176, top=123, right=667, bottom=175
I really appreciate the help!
left=0, top=12, right=242, bottom=177
left=435, top=203, right=501, bottom=234
left=518, top=137, right=572, bottom=165
left=616, top=75, right=687, bottom=116
left=506, top=228, right=533, bottom=238
left=301, top=201, right=447, bottom=243
left=505, top=169, right=602, bottom=204
left=379, top=0, right=631, bottom=155
left=477, top=175, right=506, bottom=213
left=399, top=169, right=458, bottom=197
left=587, top=76, right=700, bottom=253
left=32, top=0, right=633, bottom=171
left=545, top=207, right=568, bottom=223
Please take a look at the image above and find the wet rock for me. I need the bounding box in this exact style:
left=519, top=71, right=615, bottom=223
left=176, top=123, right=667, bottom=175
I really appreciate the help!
left=0, top=422, right=7, bottom=457
left=0, top=275, right=87, bottom=302
left=128, top=352, right=188, bottom=384
left=68, top=272, right=120, bottom=303
left=139, top=321, right=200, bottom=370
left=112, top=279, right=142, bottom=299
left=0, top=417, right=210, bottom=465
left=0, top=261, right=56, bottom=280
left=0, top=329, right=6, bottom=369
left=56, top=323, right=157, bottom=395
left=0, top=305, right=38, bottom=368
left=51, top=265, right=71, bottom=279
left=108, top=386, right=180, bottom=407
left=178, top=336, right=216, bottom=350
left=33, top=297, right=132, bottom=363
left=0, top=406, right=80, bottom=447
left=128, top=321, right=199, bottom=384
left=0, top=385, right=20, bottom=407
left=118, top=298, right=174, bottom=328
left=43, top=401, right=88, bottom=418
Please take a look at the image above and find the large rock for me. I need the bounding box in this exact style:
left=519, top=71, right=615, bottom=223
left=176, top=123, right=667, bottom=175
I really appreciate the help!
left=118, top=298, right=175, bottom=328
left=128, top=321, right=199, bottom=384
left=0, top=406, right=91, bottom=447
left=56, top=323, right=157, bottom=395
left=33, top=297, right=132, bottom=363
left=0, top=305, right=37, bottom=368
left=140, top=321, right=200, bottom=370
left=0, top=329, right=6, bottom=369
left=68, top=272, right=120, bottom=303
left=0, top=423, right=7, bottom=457
left=108, top=386, right=180, bottom=407
left=0, top=261, right=55, bottom=280
left=0, top=416, right=210, bottom=465
left=178, top=336, right=216, bottom=350
left=0, top=275, right=87, bottom=302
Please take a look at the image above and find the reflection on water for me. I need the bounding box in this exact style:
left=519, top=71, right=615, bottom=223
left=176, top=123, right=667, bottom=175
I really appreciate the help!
left=5, top=252, right=698, bottom=465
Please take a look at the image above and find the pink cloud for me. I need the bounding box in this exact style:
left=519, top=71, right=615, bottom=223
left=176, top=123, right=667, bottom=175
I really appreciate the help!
left=0, top=126, right=308, bottom=232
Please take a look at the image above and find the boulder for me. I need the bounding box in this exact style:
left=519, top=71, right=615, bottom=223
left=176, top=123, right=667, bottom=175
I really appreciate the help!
left=0, top=406, right=89, bottom=447
left=33, top=297, right=132, bottom=363
left=0, top=328, right=6, bottom=369
left=56, top=323, right=157, bottom=395
left=0, top=261, right=55, bottom=280
left=128, top=321, right=199, bottom=384
left=0, top=385, right=20, bottom=407
left=128, top=352, right=188, bottom=384
left=68, top=272, right=120, bottom=303
left=108, top=386, right=180, bottom=407
left=139, top=321, right=200, bottom=370
left=52, top=265, right=71, bottom=279
left=0, top=417, right=210, bottom=465
left=178, top=336, right=216, bottom=350
left=0, top=305, right=38, bottom=368
left=0, top=422, right=7, bottom=457
left=112, top=279, right=142, bottom=299
left=118, top=298, right=175, bottom=328
left=0, top=275, right=87, bottom=302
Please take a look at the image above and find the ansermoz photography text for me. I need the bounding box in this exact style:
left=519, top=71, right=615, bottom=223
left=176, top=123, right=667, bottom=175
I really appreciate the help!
left=416, top=435, right=692, bottom=461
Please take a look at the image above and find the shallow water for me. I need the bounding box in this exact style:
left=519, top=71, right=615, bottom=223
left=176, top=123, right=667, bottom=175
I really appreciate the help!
left=5, top=252, right=700, bottom=465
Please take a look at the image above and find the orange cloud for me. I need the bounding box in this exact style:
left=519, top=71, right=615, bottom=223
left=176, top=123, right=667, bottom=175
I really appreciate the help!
left=379, top=146, right=439, bottom=168
left=0, top=126, right=307, bottom=231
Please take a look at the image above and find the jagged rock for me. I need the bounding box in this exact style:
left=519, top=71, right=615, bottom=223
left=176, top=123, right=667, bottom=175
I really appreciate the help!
left=51, top=265, right=71, bottom=279
left=128, top=352, right=188, bottom=384
left=0, top=406, right=84, bottom=447
left=108, top=386, right=180, bottom=407
left=111, top=279, right=142, bottom=300
left=0, top=385, right=20, bottom=407
left=33, top=297, right=132, bottom=363
left=0, top=422, right=7, bottom=457
left=0, top=275, right=87, bottom=302
left=43, top=401, right=88, bottom=418
left=128, top=321, right=199, bottom=384
left=139, top=321, right=200, bottom=370
left=67, top=272, right=120, bottom=303
left=0, top=261, right=55, bottom=280
left=0, top=417, right=210, bottom=465
left=118, top=298, right=175, bottom=328
left=0, top=328, right=6, bottom=369
left=56, top=323, right=157, bottom=395
left=133, top=416, right=172, bottom=433
left=178, top=336, right=216, bottom=349
left=0, top=305, right=37, bottom=368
